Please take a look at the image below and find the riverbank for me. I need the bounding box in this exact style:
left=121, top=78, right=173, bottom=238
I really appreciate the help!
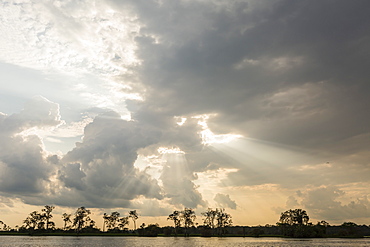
left=0, top=232, right=368, bottom=238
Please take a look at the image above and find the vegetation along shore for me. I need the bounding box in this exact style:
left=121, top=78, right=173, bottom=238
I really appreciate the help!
left=1, top=206, right=369, bottom=238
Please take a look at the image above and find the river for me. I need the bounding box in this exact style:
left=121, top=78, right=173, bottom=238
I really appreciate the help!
left=0, top=236, right=369, bottom=247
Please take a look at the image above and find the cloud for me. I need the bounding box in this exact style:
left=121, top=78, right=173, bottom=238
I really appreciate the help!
left=0, top=1, right=139, bottom=76
left=0, top=95, right=209, bottom=211
left=1, top=0, right=370, bottom=225
left=1, top=95, right=62, bottom=134
left=0, top=100, right=166, bottom=209
left=214, top=193, right=237, bottom=210
left=0, top=96, right=62, bottom=195
left=58, top=163, right=86, bottom=191
left=286, top=186, right=370, bottom=223
left=130, top=198, right=173, bottom=217
left=56, top=111, right=163, bottom=207
left=159, top=152, right=206, bottom=208
left=115, top=0, right=370, bottom=159
left=0, top=1, right=141, bottom=123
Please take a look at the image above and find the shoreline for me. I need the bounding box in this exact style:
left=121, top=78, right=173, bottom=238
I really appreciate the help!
left=0, top=232, right=367, bottom=238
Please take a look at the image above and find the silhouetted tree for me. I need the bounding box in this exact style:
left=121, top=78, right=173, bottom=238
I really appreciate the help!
left=201, top=208, right=217, bottom=229
left=138, top=223, right=160, bottom=237
left=89, top=219, right=96, bottom=228
left=22, top=217, right=32, bottom=229
left=21, top=207, right=56, bottom=231
left=278, top=209, right=312, bottom=237
left=317, top=220, right=330, bottom=227
left=103, top=213, right=109, bottom=232
left=180, top=208, right=196, bottom=237
left=118, top=216, right=129, bottom=230
left=37, top=221, right=45, bottom=230
left=42, top=205, right=55, bottom=231
left=341, top=222, right=358, bottom=227
left=26, top=211, right=42, bottom=229
left=129, top=210, right=138, bottom=230
left=340, top=222, right=360, bottom=237
left=0, top=221, right=9, bottom=231
left=314, top=220, right=330, bottom=237
left=73, top=207, right=91, bottom=233
left=48, top=221, right=56, bottom=230
left=215, top=208, right=232, bottom=235
left=167, top=210, right=182, bottom=236
left=279, top=209, right=309, bottom=226
left=62, top=213, right=72, bottom=230
left=105, top=211, right=120, bottom=230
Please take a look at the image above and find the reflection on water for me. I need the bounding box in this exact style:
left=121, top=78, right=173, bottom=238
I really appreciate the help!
left=0, top=236, right=369, bottom=247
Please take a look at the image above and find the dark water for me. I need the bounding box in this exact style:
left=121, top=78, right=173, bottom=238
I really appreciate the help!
left=0, top=236, right=369, bottom=247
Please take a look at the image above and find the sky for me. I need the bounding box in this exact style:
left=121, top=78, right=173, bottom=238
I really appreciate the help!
left=1, top=0, right=370, bottom=228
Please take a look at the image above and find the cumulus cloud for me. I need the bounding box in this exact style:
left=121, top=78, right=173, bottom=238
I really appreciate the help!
left=0, top=94, right=209, bottom=211
left=286, top=186, right=370, bottom=223
left=58, top=163, right=86, bottom=191
left=214, top=193, right=237, bottom=210
left=0, top=96, right=62, bottom=195
left=56, top=111, right=163, bottom=207
left=0, top=99, right=165, bottom=209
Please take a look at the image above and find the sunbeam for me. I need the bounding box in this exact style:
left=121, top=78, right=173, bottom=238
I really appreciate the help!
left=197, top=136, right=325, bottom=222
left=209, top=137, right=318, bottom=167
left=159, top=147, right=204, bottom=208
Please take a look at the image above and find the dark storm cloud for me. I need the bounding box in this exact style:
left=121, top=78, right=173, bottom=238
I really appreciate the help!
left=107, top=0, right=370, bottom=191
left=112, top=0, right=370, bottom=150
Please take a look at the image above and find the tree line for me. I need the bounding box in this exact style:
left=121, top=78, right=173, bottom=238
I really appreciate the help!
left=276, top=208, right=369, bottom=238
left=0, top=206, right=369, bottom=237
left=17, top=206, right=141, bottom=234
left=0, top=205, right=232, bottom=236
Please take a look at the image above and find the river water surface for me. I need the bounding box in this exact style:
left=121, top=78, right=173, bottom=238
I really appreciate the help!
left=0, top=236, right=369, bottom=247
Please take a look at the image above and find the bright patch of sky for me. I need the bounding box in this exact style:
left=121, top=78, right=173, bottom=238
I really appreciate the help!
left=0, top=1, right=141, bottom=152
